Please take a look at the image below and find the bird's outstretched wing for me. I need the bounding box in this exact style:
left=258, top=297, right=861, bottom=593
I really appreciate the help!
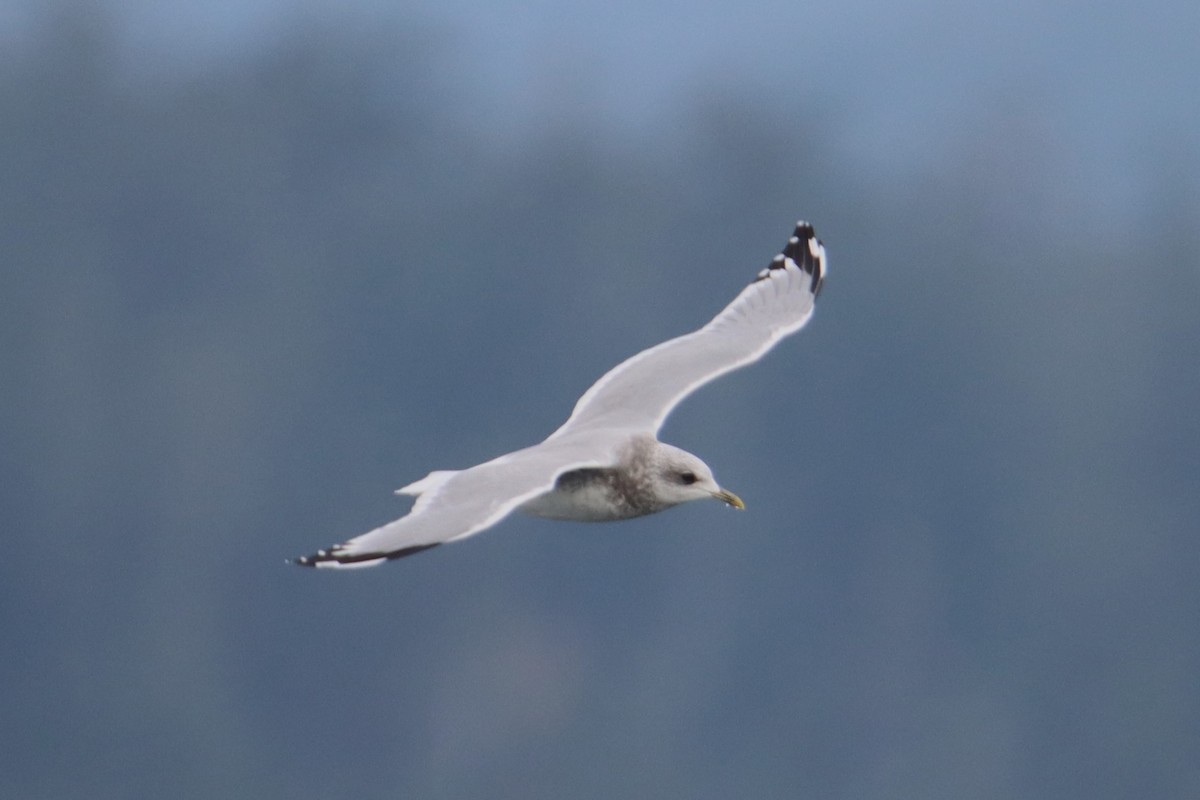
left=292, top=439, right=608, bottom=568
left=548, top=221, right=826, bottom=438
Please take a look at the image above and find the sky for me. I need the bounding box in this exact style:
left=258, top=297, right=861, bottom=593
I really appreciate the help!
left=2, top=1, right=1198, bottom=798
left=11, top=0, right=1200, bottom=176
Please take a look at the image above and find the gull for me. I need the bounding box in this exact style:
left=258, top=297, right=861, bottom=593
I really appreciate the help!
left=293, top=221, right=826, bottom=568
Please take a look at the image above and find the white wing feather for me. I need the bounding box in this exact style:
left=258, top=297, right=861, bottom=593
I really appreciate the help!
left=294, top=437, right=613, bottom=568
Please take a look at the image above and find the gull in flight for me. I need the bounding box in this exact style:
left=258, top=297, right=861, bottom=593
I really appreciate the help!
left=293, top=221, right=826, bottom=568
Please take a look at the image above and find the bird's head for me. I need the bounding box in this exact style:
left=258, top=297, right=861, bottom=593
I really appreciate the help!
left=652, top=444, right=745, bottom=510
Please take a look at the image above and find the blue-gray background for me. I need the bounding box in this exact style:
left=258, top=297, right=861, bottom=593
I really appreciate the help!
left=3, top=1, right=1198, bottom=797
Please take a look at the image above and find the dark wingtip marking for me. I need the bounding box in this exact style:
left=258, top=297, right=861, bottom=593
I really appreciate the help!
left=290, top=542, right=441, bottom=568
left=289, top=549, right=327, bottom=567
left=756, top=220, right=825, bottom=296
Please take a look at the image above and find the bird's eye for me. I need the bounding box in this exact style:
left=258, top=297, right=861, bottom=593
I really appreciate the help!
left=679, top=471, right=698, bottom=485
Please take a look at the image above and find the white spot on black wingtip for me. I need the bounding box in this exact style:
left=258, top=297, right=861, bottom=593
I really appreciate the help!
left=289, top=545, right=342, bottom=567
left=755, top=220, right=825, bottom=296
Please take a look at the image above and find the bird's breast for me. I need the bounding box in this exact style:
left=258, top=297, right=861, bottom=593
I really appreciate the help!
left=518, top=467, right=667, bottom=521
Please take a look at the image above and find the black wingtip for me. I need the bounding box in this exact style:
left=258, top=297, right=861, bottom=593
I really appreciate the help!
left=289, top=542, right=442, bottom=568
left=289, top=548, right=331, bottom=567
left=288, top=546, right=349, bottom=568
left=756, top=220, right=826, bottom=296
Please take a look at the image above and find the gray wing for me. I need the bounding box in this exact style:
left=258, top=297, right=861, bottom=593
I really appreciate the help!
left=548, top=221, right=826, bottom=438
left=292, top=438, right=608, bottom=568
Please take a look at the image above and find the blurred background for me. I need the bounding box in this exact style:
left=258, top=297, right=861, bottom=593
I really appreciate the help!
left=2, top=1, right=1198, bottom=797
